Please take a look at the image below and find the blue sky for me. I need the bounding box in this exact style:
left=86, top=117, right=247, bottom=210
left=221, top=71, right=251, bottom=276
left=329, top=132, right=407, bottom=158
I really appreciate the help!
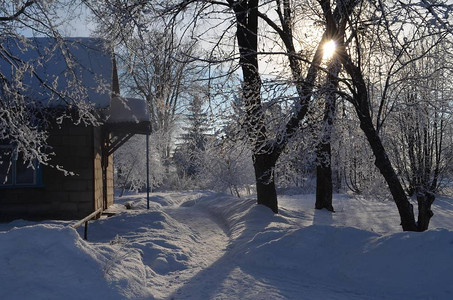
left=20, top=4, right=95, bottom=38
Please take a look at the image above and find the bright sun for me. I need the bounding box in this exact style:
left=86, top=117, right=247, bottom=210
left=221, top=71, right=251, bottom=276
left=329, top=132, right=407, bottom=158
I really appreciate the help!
left=323, top=40, right=336, bottom=60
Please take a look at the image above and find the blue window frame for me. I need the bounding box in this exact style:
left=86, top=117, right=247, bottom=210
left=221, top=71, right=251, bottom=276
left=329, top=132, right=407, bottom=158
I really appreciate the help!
left=0, top=146, right=41, bottom=187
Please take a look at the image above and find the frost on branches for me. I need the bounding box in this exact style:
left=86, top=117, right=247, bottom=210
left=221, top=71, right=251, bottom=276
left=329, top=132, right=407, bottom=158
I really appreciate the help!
left=114, top=134, right=164, bottom=195
left=0, top=1, right=107, bottom=173
left=197, top=138, right=255, bottom=197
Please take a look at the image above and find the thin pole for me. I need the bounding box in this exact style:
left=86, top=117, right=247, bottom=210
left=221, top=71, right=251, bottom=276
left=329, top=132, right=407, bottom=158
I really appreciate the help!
left=84, top=221, right=88, bottom=240
left=146, top=133, right=150, bottom=210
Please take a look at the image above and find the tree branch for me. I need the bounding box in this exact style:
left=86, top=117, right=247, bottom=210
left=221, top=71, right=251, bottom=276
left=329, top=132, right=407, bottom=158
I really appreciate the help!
left=0, top=0, right=36, bottom=21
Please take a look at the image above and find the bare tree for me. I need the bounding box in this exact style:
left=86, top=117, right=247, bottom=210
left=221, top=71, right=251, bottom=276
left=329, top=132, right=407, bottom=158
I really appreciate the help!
left=116, top=29, right=198, bottom=162
left=152, top=0, right=360, bottom=213
left=322, top=0, right=453, bottom=231
left=388, top=37, right=453, bottom=230
left=315, top=58, right=341, bottom=211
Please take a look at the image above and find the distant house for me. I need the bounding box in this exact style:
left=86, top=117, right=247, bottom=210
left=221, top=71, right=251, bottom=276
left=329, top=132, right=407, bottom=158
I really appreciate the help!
left=0, top=38, right=151, bottom=221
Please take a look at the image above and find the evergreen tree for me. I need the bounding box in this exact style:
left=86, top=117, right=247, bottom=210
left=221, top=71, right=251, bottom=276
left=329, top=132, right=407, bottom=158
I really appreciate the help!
left=174, top=93, right=211, bottom=178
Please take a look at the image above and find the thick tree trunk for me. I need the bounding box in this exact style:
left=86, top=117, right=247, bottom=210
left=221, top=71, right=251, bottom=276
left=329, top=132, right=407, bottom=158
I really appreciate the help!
left=315, top=98, right=334, bottom=211
left=231, top=0, right=280, bottom=213
left=417, top=191, right=435, bottom=231
left=315, top=60, right=339, bottom=212
left=316, top=143, right=334, bottom=212
left=254, top=153, right=278, bottom=213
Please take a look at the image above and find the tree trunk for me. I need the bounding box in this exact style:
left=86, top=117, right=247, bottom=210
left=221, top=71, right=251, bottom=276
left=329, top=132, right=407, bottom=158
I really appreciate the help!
left=233, top=0, right=280, bottom=213
left=254, top=153, right=278, bottom=213
left=316, top=143, right=334, bottom=211
left=417, top=191, right=435, bottom=231
left=340, top=51, right=419, bottom=231
left=315, top=59, right=339, bottom=212
left=356, top=105, right=418, bottom=231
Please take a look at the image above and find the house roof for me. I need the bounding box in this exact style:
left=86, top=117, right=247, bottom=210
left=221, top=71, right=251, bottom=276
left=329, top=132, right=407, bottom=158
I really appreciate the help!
left=106, top=96, right=149, bottom=124
left=0, top=37, right=113, bottom=108
left=105, top=96, right=152, bottom=134
left=1, top=37, right=151, bottom=134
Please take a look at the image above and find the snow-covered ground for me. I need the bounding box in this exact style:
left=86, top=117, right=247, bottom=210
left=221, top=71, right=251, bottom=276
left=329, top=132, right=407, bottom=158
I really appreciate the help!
left=1, top=191, right=453, bottom=299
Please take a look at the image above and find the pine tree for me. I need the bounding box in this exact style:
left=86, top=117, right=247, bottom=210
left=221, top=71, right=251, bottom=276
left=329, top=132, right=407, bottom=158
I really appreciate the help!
left=174, top=93, right=211, bottom=178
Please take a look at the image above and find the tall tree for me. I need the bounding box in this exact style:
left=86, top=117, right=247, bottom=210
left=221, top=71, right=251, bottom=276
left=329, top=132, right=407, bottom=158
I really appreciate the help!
left=316, top=57, right=341, bottom=212
left=174, top=90, right=211, bottom=178
left=116, top=29, right=197, bottom=161
left=322, top=0, right=453, bottom=231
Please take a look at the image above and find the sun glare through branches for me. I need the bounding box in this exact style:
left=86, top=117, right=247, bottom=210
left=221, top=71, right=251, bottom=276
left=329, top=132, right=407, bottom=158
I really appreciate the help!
left=323, top=40, right=336, bottom=61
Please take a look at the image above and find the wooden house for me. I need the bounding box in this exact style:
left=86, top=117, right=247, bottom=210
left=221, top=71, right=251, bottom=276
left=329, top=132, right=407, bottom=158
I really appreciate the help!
left=0, top=38, right=151, bottom=221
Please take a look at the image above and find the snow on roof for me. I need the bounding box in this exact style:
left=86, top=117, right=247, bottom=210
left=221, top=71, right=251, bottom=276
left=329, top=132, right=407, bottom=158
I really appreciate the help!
left=0, top=37, right=113, bottom=108
left=106, top=96, right=150, bottom=124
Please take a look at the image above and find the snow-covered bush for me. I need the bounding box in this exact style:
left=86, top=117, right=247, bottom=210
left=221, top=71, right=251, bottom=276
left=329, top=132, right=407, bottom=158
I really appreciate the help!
left=114, top=134, right=164, bottom=195
left=197, top=138, right=255, bottom=197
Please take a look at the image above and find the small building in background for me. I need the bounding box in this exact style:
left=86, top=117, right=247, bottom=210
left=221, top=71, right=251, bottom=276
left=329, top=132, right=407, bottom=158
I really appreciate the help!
left=0, top=38, right=151, bottom=221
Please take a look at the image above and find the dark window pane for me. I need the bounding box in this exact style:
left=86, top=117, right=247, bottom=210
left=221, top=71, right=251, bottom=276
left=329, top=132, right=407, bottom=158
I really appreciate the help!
left=16, top=154, right=36, bottom=185
left=0, top=148, right=12, bottom=185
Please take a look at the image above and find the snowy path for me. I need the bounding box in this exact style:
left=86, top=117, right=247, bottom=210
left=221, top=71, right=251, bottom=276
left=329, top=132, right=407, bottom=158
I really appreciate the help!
left=158, top=203, right=230, bottom=298
left=105, top=193, right=296, bottom=299
left=167, top=213, right=288, bottom=299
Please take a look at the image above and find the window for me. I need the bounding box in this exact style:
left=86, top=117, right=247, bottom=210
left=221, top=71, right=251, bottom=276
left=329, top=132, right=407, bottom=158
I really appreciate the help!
left=0, top=147, right=13, bottom=185
left=0, top=146, right=40, bottom=187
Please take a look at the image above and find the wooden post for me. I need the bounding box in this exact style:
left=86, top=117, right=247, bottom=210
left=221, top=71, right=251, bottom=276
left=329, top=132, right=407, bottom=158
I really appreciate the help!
left=72, top=208, right=103, bottom=240
left=146, top=133, right=150, bottom=210
left=84, top=221, right=88, bottom=240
